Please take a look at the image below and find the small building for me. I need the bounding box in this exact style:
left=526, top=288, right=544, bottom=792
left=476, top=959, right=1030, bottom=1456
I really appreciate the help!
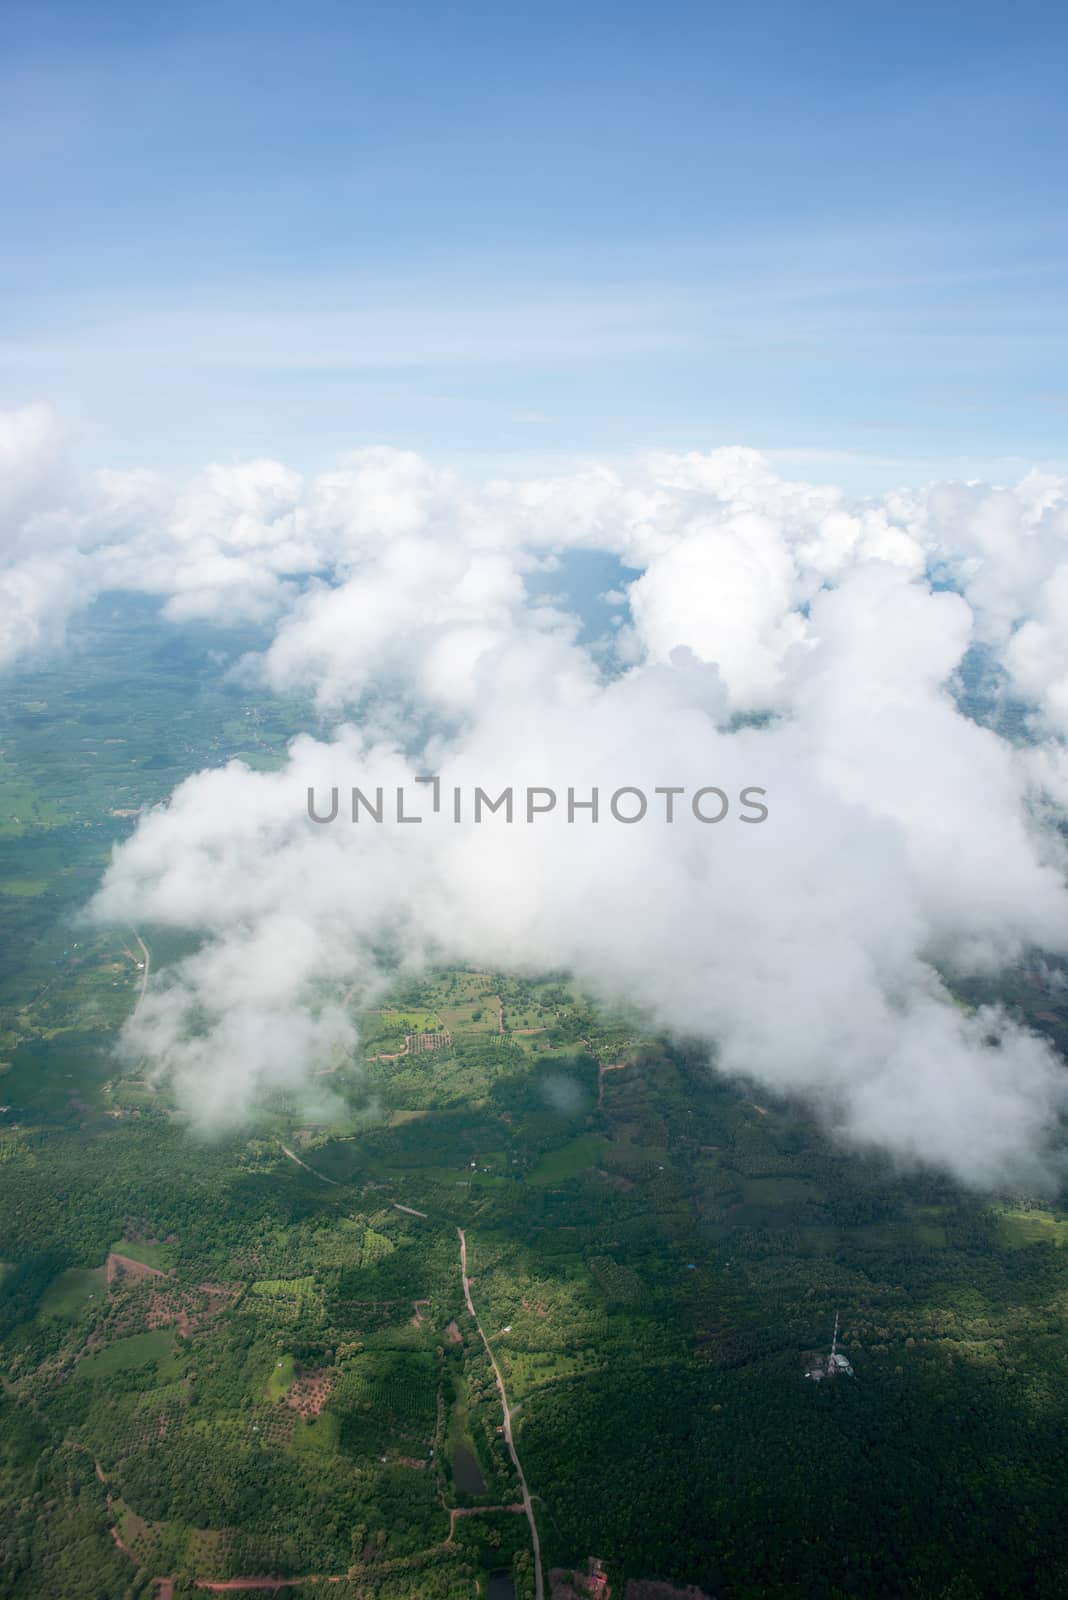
left=804, top=1311, right=854, bottom=1381
left=587, top=1557, right=608, bottom=1591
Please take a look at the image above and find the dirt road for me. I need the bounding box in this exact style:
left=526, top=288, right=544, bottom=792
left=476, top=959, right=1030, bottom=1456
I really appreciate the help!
left=448, top=1503, right=524, bottom=1539
left=195, top=1580, right=341, bottom=1592
left=457, top=1227, right=544, bottom=1600
left=277, top=1142, right=340, bottom=1186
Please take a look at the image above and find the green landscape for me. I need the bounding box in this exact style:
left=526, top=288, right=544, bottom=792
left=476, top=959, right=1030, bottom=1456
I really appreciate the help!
left=3, top=599, right=1068, bottom=1600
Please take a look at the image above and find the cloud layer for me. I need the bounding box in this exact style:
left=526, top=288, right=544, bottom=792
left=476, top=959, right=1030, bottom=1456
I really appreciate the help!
left=5, top=405, right=1068, bottom=1185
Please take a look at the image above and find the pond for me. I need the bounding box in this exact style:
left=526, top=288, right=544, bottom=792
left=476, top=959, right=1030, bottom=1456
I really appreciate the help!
left=450, top=1442, right=486, bottom=1494
left=487, top=1572, right=515, bottom=1600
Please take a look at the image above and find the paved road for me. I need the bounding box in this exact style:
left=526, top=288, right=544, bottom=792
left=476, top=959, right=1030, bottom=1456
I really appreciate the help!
left=458, top=1227, right=544, bottom=1600
left=131, top=930, right=151, bottom=1016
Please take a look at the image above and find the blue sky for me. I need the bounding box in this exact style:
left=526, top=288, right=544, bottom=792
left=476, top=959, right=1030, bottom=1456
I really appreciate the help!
left=3, top=0, right=1067, bottom=489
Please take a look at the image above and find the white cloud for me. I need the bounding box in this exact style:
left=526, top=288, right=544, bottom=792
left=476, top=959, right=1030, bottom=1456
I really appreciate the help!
left=0, top=403, right=85, bottom=668
left=89, top=650, right=1068, bottom=1186
left=0, top=402, right=66, bottom=534
left=4, top=403, right=1068, bottom=1183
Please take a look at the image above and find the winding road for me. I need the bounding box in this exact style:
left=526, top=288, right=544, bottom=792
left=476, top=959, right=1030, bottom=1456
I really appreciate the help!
left=267, top=1165, right=540, bottom=1588
left=458, top=1226, right=544, bottom=1600
left=93, top=1093, right=542, bottom=1593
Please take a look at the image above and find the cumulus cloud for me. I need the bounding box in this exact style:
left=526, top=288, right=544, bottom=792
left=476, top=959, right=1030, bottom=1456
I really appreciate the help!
left=5, top=404, right=1068, bottom=1184
left=0, top=403, right=85, bottom=667
left=0, top=402, right=67, bottom=530
left=89, top=652, right=1068, bottom=1186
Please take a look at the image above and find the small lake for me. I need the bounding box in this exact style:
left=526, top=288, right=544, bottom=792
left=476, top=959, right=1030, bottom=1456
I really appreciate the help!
left=487, top=1572, right=515, bottom=1600
left=451, top=1443, right=486, bottom=1494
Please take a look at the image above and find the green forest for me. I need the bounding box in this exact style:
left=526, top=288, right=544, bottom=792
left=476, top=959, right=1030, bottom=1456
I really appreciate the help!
left=3, top=598, right=1068, bottom=1600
